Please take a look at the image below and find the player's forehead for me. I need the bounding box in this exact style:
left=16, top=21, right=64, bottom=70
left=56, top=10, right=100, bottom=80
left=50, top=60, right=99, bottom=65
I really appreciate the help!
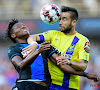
left=13, top=22, right=25, bottom=28
left=60, top=12, right=71, bottom=19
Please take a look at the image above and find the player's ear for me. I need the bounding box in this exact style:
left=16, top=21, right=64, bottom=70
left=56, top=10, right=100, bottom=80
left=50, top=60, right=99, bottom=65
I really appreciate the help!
left=11, top=34, right=16, bottom=38
left=72, top=20, right=76, bottom=27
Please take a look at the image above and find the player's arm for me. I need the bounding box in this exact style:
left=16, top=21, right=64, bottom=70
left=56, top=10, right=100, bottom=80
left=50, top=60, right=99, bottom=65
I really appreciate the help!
left=12, top=51, right=40, bottom=69
left=50, top=54, right=86, bottom=75
left=58, top=38, right=90, bottom=71
left=10, top=42, right=50, bottom=69
left=22, top=34, right=41, bottom=58
left=57, top=57, right=87, bottom=71
left=46, top=46, right=99, bottom=82
left=27, top=34, right=40, bottom=44
left=68, top=59, right=88, bottom=71
left=49, top=53, right=98, bottom=82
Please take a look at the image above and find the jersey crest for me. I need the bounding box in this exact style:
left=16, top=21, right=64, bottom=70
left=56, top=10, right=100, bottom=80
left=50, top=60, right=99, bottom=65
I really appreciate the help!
left=84, top=42, right=90, bottom=53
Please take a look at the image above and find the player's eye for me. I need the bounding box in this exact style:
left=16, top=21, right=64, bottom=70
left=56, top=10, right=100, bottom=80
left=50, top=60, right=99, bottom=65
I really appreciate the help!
left=62, top=17, right=67, bottom=21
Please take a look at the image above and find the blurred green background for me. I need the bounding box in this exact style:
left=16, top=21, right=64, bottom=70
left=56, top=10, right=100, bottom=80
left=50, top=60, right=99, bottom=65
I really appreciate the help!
left=0, top=0, right=100, bottom=90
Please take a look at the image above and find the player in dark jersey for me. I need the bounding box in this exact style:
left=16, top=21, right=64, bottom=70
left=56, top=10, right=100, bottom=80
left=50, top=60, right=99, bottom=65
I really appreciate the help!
left=6, top=18, right=53, bottom=90
left=6, top=18, right=99, bottom=90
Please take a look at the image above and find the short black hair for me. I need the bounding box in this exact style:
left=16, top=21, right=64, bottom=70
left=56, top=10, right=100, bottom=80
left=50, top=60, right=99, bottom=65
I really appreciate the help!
left=61, top=6, right=78, bottom=21
left=5, top=18, right=18, bottom=43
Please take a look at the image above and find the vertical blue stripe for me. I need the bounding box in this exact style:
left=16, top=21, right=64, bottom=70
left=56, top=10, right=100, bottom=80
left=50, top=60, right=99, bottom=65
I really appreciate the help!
left=62, top=36, right=79, bottom=87
left=39, top=34, right=45, bottom=41
left=62, top=73, right=70, bottom=87
left=20, top=44, right=45, bottom=81
left=66, top=36, right=79, bottom=60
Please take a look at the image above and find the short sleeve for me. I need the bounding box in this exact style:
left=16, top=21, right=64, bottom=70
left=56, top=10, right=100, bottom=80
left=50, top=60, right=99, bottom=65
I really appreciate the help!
left=79, top=37, right=90, bottom=62
left=38, top=30, right=57, bottom=41
left=8, top=46, right=22, bottom=61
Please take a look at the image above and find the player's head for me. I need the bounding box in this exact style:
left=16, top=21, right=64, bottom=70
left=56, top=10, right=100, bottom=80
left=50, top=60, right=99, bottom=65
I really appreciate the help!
left=5, top=18, right=30, bottom=43
left=59, top=6, right=78, bottom=33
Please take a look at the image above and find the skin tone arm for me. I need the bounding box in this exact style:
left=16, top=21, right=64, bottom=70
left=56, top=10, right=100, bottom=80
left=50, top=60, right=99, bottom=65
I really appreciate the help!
left=12, top=41, right=50, bottom=69
left=22, top=35, right=87, bottom=71
left=21, top=38, right=99, bottom=82
left=22, top=35, right=40, bottom=58
left=57, top=56, right=87, bottom=71
left=49, top=53, right=99, bottom=82
left=27, top=35, right=40, bottom=43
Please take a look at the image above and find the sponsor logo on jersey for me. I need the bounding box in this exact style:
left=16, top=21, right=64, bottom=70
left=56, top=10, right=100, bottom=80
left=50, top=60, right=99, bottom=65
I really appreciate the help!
left=62, top=54, right=72, bottom=59
left=69, top=45, right=75, bottom=52
left=54, top=38, right=59, bottom=41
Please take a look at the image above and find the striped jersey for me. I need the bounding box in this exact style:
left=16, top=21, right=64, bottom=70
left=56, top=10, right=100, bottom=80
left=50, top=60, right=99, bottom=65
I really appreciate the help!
left=38, top=30, right=90, bottom=89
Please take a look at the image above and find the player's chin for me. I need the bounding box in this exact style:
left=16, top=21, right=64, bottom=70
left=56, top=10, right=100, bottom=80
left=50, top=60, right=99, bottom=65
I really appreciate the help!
left=59, top=27, right=64, bottom=32
left=59, top=29, right=65, bottom=32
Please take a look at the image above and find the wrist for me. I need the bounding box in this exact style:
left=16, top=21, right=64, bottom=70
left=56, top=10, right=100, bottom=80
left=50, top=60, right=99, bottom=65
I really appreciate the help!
left=36, top=50, right=41, bottom=55
left=83, top=72, right=88, bottom=77
left=67, top=60, right=72, bottom=66
left=30, top=41, right=38, bottom=46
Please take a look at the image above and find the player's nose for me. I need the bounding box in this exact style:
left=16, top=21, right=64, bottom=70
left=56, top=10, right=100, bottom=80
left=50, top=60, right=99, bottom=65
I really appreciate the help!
left=59, top=20, right=63, bottom=25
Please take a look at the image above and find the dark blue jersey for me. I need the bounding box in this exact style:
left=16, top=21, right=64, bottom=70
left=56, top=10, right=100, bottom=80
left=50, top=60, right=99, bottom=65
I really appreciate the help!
left=8, top=43, right=51, bottom=86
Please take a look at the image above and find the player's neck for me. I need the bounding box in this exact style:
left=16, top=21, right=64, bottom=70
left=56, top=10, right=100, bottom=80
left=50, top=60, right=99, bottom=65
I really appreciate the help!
left=16, top=38, right=27, bottom=44
left=16, top=35, right=28, bottom=44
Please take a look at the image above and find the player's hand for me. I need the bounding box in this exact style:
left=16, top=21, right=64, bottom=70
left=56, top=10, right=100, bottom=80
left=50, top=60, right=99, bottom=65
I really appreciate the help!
left=21, top=43, right=38, bottom=58
left=56, top=56, right=69, bottom=65
left=87, top=74, right=99, bottom=82
left=38, top=41, right=51, bottom=53
left=21, top=41, right=50, bottom=58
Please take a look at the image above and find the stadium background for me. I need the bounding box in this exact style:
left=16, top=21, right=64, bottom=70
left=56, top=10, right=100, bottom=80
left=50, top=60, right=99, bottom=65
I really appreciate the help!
left=0, top=0, right=100, bottom=90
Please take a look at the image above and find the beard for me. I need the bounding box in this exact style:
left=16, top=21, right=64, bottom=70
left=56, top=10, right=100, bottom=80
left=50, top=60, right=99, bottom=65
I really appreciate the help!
left=61, top=27, right=72, bottom=33
left=60, top=23, right=72, bottom=34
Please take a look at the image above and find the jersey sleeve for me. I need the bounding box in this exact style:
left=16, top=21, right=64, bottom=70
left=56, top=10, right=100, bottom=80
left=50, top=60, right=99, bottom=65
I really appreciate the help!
left=38, top=30, right=57, bottom=41
left=79, top=37, right=90, bottom=62
left=45, top=45, right=61, bottom=58
left=8, top=46, right=22, bottom=61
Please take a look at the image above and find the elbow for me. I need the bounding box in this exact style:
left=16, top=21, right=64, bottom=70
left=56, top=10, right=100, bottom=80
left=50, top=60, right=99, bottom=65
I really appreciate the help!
left=80, top=66, right=87, bottom=71
left=82, top=64, right=87, bottom=71
left=81, top=68, right=85, bottom=72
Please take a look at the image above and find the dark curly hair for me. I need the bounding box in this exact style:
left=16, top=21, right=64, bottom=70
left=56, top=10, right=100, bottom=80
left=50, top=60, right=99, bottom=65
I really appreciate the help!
left=5, top=18, right=18, bottom=43
left=61, top=6, right=78, bottom=21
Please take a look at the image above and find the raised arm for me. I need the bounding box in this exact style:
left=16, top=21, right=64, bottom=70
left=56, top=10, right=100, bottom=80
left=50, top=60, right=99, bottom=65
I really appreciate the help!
left=27, top=34, right=40, bottom=44
left=22, top=35, right=41, bottom=58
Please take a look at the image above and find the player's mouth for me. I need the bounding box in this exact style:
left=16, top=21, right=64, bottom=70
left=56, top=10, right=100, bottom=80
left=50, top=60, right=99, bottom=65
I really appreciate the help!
left=59, top=26, right=64, bottom=30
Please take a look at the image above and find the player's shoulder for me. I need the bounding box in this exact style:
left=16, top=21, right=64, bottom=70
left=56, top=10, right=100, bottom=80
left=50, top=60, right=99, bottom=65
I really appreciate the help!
left=8, top=45, right=16, bottom=50
left=42, top=30, right=60, bottom=36
left=8, top=44, right=20, bottom=51
left=76, top=32, right=89, bottom=41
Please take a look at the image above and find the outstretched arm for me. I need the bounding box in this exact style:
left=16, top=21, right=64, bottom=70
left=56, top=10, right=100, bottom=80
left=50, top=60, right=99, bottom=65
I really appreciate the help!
left=49, top=53, right=99, bottom=82
left=56, top=56, right=87, bottom=71
left=22, top=35, right=41, bottom=58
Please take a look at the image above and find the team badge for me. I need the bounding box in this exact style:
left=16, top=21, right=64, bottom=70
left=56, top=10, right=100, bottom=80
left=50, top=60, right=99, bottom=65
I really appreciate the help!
left=84, top=42, right=90, bottom=53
